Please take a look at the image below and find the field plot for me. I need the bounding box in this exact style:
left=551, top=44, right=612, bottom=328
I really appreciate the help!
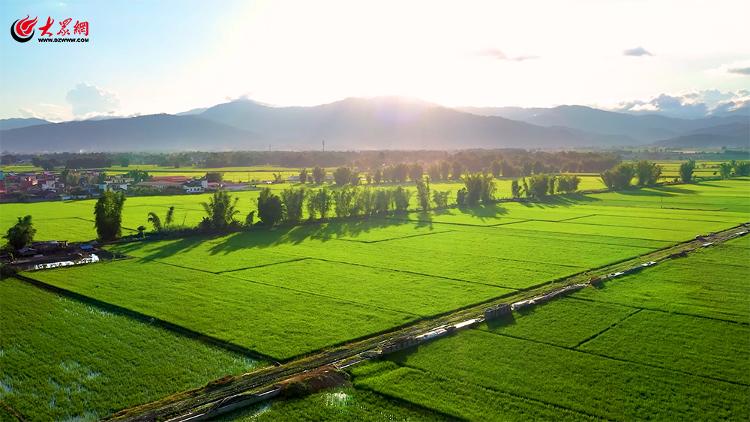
left=0, top=278, right=260, bottom=421
left=25, top=260, right=416, bottom=360
left=229, top=259, right=511, bottom=315
left=343, top=237, right=750, bottom=421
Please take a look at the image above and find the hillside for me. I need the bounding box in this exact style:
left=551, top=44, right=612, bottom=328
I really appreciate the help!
left=0, top=114, right=257, bottom=153
left=0, top=117, right=50, bottom=131
left=652, top=122, right=749, bottom=149
left=461, top=105, right=749, bottom=143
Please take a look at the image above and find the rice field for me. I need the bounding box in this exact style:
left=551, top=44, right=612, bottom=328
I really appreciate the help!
left=5, top=176, right=749, bottom=420
left=0, top=278, right=261, bottom=421
left=345, top=236, right=750, bottom=420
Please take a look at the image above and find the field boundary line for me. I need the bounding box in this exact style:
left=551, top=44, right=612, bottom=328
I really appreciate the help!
left=384, top=215, right=529, bottom=228
left=312, top=229, right=455, bottom=244
left=303, top=256, right=526, bottom=290
left=221, top=272, right=424, bottom=319
left=568, top=296, right=750, bottom=326
left=215, top=257, right=312, bottom=274
left=477, top=327, right=750, bottom=387
left=572, top=308, right=643, bottom=349
left=352, top=386, right=470, bottom=421
left=552, top=213, right=599, bottom=222
left=391, top=363, right=610, bottom=421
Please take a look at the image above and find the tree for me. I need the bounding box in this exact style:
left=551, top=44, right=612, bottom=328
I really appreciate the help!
left=205, top=172, right=223, bottom=183
left=491, top=160, right=502, bottom=177
left=4, top=215, right=36, bottom=250
left=432, top=190, right=450, bottom=208
left=258, top=188, right=283, bottom=226
left=392, top=163, right=409, bottom=183
left=94, top=191, right=126, bottom=241
left=308, top=188, right=333, bottom=219
left=409, top=163, right=424, bottom=182
left=125, top=169, right=150, bottom=183
left=526, top=174, right=551, bottom=199
left=719, top=162, right=733, bottom=179
left=136, top=225, right=146, bottom=238
left=280, top=187, right=306, bottom=223
left=556, top=175, right=581, bottom=193
left=679, top=160, right=696, bottom=183
left=299, top=168, right=309, bottom=184
left=312, top=166, right=326, bottom=184
left=165, top=206, right=175, bottom=226
left=392, top=187, right=412, bottom=212
left=439, top=161, right=451, bottom=180
left=635, top=161, right=662, bottom=186
left=200, top=190, right=239, bottom=230
left=333, top=167, right=354, bottom=186
left=451, top=162, right=463, bottom=181
left=273, top=173, right=284, bottom=184
left=601, top=163, right=635, bottom=190
left=456, top=188, right=467, bottom=206
left=733, top=161, right=750, bottom=176
left=373, top=168, right=383, bottom=184
left=333, top=186, right=357, bottom=217
left=511, top=180, right=521, bottom=198
left=427, top=164, right=441, bottom=181
left=373, top=189, right=393, bottom=214
left=462, top=173, right=495, bottom=205
left=147, top=212, right=162, bottom=232
left=415, top=178, right=431, bottom=210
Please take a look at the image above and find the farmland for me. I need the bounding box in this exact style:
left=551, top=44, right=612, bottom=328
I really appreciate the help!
left=4, top=176, right=749, bottom=420
left=0, top=278, right=261, bottom=421
left=333, top=236, right=750, bottom=421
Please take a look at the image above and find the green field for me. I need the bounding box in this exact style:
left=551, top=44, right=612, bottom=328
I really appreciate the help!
left=0, top=278, right=261, bottom=421
left=6, top=177, right=749, bottom=420
left=343, top=236, right=750, bottom=420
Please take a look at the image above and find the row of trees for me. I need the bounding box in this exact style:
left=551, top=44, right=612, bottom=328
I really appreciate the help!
left=718, top=160, right=750, bottom=179
left=601, top=160, right=665, bottom=190
left=513, top=174, right=582, bottom=199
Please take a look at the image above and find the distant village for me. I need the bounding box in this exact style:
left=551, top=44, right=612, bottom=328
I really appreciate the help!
left=0, top=169, right=275, bottom=202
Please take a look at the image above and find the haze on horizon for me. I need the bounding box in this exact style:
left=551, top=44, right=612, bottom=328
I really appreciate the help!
left=1, top=0, right=748, bottom=122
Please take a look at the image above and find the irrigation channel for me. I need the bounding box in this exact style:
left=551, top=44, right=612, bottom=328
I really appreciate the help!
left=106, top=224, right=749, bottom=421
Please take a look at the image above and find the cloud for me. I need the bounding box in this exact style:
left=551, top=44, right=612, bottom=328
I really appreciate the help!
left=65, top=83, right=120, bottom=116
left=17, top=103, right=70, bottom=122
left=728, top=67, right=750, bottom=75
left=476, top=48, right=538, bottom=61
left=623, top=46, right=652, bottom=56
left=611, top=90, right=749, bottom=118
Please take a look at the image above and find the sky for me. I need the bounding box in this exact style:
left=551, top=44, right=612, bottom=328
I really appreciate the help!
left=0, top=0, right=748, bottom=121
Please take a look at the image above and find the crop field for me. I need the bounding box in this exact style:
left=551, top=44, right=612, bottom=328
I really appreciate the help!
left=343, top=236, right=750, bottom=420
left=0, top=278, right=261, bottom=421
left=18, top=179, right=749, bottom=363
left=8, top=177, right=748, bottom=420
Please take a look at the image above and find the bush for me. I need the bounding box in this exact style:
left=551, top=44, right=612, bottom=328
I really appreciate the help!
left=281, top=187, right=306, bottom=223
left=556, top=175, right=580, bottom=193
left=393, top=187, right=412, bottom=212
left=415, top=178, right=431, bottom=210
left=200, top=190, right=240, bottom=230
left=526, top=174, right=550, bottom=199
left=432, top=190, right=450, bottom=208
left=462, top=173, right=495, bottom=205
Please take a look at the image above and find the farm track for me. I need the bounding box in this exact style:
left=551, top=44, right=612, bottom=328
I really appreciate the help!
left=105, top=223, right=749, bottom=421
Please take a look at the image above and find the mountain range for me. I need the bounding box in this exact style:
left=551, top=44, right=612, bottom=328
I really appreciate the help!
left=0, top=97, right=747, bottom=152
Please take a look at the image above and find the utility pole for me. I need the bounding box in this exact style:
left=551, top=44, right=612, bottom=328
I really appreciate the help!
left=322, top=140, right=325, bottom=152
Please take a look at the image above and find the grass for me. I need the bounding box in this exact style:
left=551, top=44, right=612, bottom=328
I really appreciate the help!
left=0, top=278, right=261, bottom=421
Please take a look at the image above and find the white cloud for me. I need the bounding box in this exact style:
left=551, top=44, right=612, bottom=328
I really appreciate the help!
left=475, top=48, right=538, bottom=62
left=610, top=90, right=749, bottom=118
left=65, top=83, right=120, bottom=116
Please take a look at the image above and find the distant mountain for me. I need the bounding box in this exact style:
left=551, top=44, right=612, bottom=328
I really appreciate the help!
left=460, top=105, right=749, bottom=143
left=0, top=114, right=257, bottom=153
left=652, top=122, right=750, bottom=149
left=196, top=97, right=633, bottom=150
left=0, top=117, right=50, bottom=131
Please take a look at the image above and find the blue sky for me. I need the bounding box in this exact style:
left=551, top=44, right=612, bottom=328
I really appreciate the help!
left=1, top=0, right=748, bottom=120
